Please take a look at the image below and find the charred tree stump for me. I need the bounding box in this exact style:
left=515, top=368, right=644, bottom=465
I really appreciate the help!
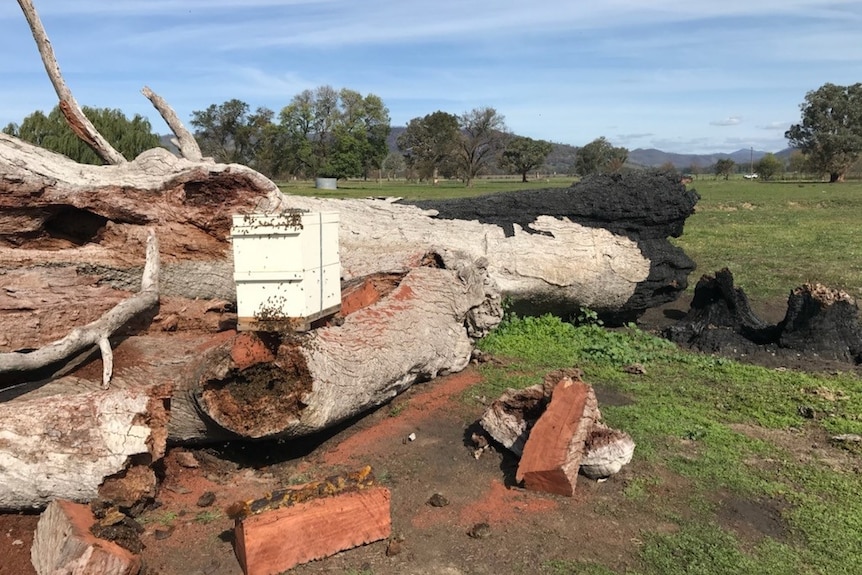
left=666, top=268, right=862, bottom=364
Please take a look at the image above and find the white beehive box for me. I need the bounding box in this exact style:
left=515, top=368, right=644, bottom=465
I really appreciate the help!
left=231, top=211, right=341, bottom=331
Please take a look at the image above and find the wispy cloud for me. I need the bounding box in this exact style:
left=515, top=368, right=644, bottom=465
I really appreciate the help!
left=758, top=121, right=790, bottom=130
left=710, top=116, right=743, bottom=127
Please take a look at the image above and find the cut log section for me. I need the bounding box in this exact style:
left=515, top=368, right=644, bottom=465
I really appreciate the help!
left=480, top=369, right=635, bottom=487
left=234, top=486, right=391, bottom=575
left=515, top=373, right=599, bottom=496
left=31, top=499, right=141, bottom=575
left=175, top=257, right=497, bottom=442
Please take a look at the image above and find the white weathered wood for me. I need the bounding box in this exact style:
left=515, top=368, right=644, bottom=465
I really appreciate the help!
left=16, top=0, right=127, bottom=165
left=0, top=381, right=170, bottom=509
left=272, top=196, right=652, bottom=314
left=141, top=85, right=203, bottom=162
left=0, top=230, right=159, bottom=388
left=179, top=256, right=499, bottom=441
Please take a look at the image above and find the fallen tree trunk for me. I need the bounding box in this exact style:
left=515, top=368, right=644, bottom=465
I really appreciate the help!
left=1, top=144, right=697, bottom=352
left=2, top=258, right=498, bottom=453
left=0, top=379, right=170, bottom=510
left=0, top=229, right=159, bottom=388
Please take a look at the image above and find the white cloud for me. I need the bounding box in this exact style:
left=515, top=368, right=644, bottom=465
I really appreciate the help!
left=758, top=121, right=790, bottom=130
left=710, top=116, right=743, bottom=127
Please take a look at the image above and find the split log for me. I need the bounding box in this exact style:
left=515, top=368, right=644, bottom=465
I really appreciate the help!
left=234, top=486, right=391, bottom=575
left=0, top=381, right=170, bottom=509
left=515, top=373, right=599, bottom=496
left=1, top=151, right=696, bottom=352
left=31, top=499, right=141, bottom=575
left=665, top=268, right=862, bottom=363
left=1, top=259, right=498, bottom=455
left=480, top=369, right=635, bottom=484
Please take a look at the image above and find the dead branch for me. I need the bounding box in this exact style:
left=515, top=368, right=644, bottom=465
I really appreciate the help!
left=141, top=86, right=203, bottom=162
left=16, top=0, right=127, bottom=165
left=0, top=230, right=160, bottom=388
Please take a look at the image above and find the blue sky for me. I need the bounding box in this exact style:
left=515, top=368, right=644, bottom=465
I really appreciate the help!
left=1, top=1, right=860, bottom=154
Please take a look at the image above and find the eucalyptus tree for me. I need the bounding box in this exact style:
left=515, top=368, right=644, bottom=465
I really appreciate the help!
left=279, top=86, right=390, bottom=179
left=786, top=82, right=862, bottom=183
left=456, top=107, right=509, bottom=187
left=499, top=136, right=553, bottom=182
left=396, top=111, right=461, bottom=183
left=574, top=137, right=628, bottom=176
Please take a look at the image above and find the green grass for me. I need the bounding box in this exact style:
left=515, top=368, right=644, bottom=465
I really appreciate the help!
left=676, top=178, right=862, bottom=301
left=276, top=175, right=574, bottom=200
left=475, top=313, right=862, bottom=575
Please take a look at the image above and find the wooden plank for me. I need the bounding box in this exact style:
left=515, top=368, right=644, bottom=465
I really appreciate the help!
left=515, top=374, right=599, bottom=496
left=234, top=486, right=391, bottom=575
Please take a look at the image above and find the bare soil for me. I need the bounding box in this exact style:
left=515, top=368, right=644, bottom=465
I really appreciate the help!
left=2, top=294, right=854, bottom=575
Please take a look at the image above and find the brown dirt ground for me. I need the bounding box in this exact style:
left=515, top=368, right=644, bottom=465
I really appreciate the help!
left=2, top=294, right=855, bottom=575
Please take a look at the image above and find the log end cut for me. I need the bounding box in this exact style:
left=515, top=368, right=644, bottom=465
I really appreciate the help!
left=31, top=499, right=141, bottom=575
left=234, top=486, right=391, bottom=575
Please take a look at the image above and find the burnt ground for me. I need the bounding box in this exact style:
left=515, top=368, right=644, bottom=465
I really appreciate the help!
left=4, top=293, right=857, bottom=575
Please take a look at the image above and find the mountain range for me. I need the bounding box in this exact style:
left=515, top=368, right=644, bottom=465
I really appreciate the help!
left=385, top=127, right=791, bottom=174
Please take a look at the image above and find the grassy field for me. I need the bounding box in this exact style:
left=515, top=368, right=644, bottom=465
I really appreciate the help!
left=466, top=176, right=862, bottom=574
left=677, top=178, right=862, bottom=302
left=277, top=175, right=576, bottom=200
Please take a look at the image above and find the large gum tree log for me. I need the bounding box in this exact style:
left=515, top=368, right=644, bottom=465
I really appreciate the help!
left=173, top=254, right=497, bottom=442
left=287, top=171, right=698, bottom=323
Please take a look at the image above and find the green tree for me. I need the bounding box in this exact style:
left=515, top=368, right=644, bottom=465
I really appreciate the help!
left=381, top=151, right=406, bottom=179
left=574, top=137, right=628, bottom=176
left=499, top=136, right=553, bottom=182
left=785, top=82, right=862, bottom=182
left=191, top=99, right=264, bottom=164
left=456, top=107, right=509, bottom=187
left=396, top=111, right=461, bottom=183
left=4, top=106, right=160, bottom=164
left=279, top=86, right=390, bottom=179
left=753, top=153, right=783, bottom=181
left=787, top=150, right=809, bottom=176
left=714, top=158, right=736, bottom=180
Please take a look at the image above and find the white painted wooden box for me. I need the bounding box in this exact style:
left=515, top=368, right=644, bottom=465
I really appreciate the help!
left=231, top=212, right=341, bottom=331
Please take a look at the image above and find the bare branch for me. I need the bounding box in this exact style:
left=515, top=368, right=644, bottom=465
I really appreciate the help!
left=0, top=230, right=160, bottom=387
left=16, top=0, right=127, bottom=165
left=141, top=86, right=204, bottom=162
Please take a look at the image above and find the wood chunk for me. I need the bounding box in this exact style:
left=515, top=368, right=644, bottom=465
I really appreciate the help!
left=31, top=499, right=141, bottom=575
left=233, top=486, right=391, bottom=575
left=515, top=374, right=599, bottom=496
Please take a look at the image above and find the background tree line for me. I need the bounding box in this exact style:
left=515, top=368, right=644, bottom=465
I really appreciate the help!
left=5, top=81, right=862, bottom=184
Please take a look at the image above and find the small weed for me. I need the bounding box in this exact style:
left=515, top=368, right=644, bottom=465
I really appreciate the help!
left=194, top=510, right=223, bottom=524
left=388, top=401, right=407, bottom=417
left=141, top=511, right=178, bottom=526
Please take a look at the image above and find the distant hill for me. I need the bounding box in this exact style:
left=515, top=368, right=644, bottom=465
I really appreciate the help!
left=386, top=127, right=791, bottom=174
